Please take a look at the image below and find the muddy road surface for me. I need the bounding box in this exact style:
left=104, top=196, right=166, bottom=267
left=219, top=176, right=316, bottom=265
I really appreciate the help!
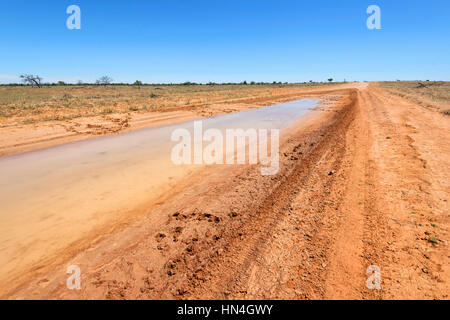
left=2, top=84, right=448, bottom=300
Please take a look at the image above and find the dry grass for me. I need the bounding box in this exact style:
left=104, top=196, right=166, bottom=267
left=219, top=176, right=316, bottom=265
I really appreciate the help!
left=374, top=81, right=450, bottom=115
left=0, top=83, right=339, bottom=126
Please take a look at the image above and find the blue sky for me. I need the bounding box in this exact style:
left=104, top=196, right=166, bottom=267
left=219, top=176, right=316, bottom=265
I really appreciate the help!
left=1, top=0, right=449, bottom=83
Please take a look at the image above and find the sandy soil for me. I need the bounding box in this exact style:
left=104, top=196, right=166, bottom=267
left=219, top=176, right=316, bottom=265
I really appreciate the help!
left=2, top=83, right=448, bottom=300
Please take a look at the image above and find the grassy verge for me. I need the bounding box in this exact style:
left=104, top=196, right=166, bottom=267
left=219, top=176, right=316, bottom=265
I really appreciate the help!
left=0, top=83, right=340, bottom=126
left=374, top=81, right=450, bottom=115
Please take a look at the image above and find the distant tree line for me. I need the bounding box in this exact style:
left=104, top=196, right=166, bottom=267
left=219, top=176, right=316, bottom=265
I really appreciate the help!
left=1, top=74, right=344, bottom=87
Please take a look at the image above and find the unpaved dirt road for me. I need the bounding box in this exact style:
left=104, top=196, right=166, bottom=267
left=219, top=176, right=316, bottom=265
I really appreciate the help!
left=2, top=83, right=448, bottom=300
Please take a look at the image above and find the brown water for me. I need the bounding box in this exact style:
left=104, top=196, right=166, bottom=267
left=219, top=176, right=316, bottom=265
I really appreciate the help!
left=0, top=99, right=317, bottom=289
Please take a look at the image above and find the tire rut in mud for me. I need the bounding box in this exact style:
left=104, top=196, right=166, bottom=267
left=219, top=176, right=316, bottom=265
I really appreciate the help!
left=163, top=91, right=360, bottom=299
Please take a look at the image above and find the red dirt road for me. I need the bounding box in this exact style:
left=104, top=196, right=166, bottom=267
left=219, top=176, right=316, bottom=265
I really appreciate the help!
left=4, top=84, right=449, bottom=300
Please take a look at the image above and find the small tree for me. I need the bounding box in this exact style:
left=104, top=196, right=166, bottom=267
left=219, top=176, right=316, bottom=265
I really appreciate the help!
left=134, top=80, right=143, bottom=89
left=96, top=76, right=113, bottom=85
left=328, top=78, right=333, bottom=82
left=20, top=74, right=43, bottom=88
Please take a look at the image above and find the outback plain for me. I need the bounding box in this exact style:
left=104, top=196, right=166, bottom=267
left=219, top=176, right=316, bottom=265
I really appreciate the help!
left=0, top=81, right=448, bottom=300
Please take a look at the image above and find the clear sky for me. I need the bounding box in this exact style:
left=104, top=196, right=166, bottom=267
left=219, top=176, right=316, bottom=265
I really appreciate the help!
left=1, top=0, right=449, bottom=84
